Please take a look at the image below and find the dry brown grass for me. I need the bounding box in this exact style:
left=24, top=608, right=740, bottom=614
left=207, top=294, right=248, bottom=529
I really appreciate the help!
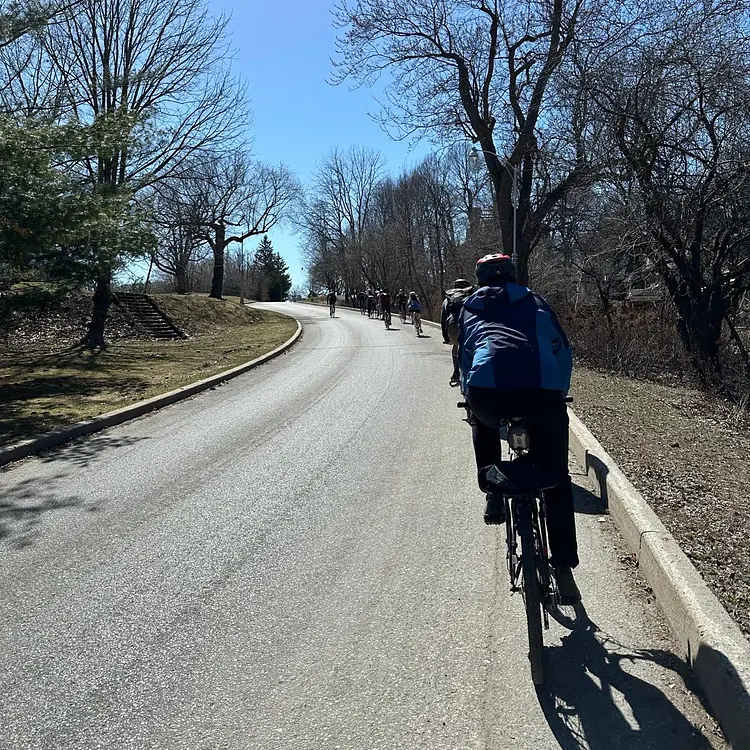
left=0, top=295, right=296, bottom=444
left=571, top=367, right=750, bottom=638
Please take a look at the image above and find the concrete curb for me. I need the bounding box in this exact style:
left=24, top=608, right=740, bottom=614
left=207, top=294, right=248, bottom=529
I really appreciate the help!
left=569, top=409, right=750, bottom=748
left=0, top=319, right=303, bottom=469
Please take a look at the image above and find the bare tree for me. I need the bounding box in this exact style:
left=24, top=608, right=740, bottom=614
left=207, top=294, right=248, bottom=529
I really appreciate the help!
left=37, top=0, right=246, bottom=346
left=149, top=179, right=210, bottom=294
left=332, top=0, right=611, bottom=283
left=300, top=149, right=467, bottom=314
left=299, top=146, right=386, bottom=296
left=184, top=151, right=300, bottom=299
left=587, top=0, right=750, bottom=391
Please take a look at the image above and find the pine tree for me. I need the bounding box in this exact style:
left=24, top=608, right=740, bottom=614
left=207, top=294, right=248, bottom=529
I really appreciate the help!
left=251, top=235, right=292, bottom=302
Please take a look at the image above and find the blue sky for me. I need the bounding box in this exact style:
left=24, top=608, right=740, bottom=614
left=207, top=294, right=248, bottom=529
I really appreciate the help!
left=206, top=0, right=432, bottom=288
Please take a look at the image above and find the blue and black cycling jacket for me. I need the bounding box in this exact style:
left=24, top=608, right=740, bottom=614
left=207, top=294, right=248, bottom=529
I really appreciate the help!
left=458, top=283, right=572, bottom=393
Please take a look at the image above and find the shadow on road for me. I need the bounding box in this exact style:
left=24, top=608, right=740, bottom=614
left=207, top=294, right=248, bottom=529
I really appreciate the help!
left=0, top=475, right=85, bottom=549
left=405, top=349, right=446, bottom=357
left=38, top=434, right=148, bottom=469
left=537, top=603, right=717, bottom=749
left=572, top=482, right=606, bottom=516
left=0, top=435, right=142, bottom=545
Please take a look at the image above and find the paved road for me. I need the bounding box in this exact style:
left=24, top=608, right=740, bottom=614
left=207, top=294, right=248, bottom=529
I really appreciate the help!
left=0, top=302, right=726, bottom=749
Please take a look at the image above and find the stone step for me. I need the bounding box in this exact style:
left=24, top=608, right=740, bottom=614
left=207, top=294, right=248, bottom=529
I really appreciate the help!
left=113, top=293, right=185, bottom=340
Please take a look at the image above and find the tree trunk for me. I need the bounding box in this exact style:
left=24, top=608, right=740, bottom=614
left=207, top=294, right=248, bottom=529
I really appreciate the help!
left=594, top=281, right=617, bottom=349
left=482, top=149, right=531, bottom=285
left=725, top=311, right=750, bottom=380
left=514, top=240, right=530, bottom=287
left=144, top=257, right=154, bottom=292
left=209, top=224, right=226, bottom=299
left=671, top=283, right=726, bottom=391
left=83, top=271, right=111, bottom=349
left=175, top=262, right=188, bottom=294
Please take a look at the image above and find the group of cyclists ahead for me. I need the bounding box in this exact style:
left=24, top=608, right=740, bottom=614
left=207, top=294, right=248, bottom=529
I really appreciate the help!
left=331, top=287, right=424, bottom=336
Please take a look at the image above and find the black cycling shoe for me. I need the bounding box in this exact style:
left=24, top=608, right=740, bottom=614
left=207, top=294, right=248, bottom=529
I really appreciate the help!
left=483, top=494, right=507, bottom=525
left=555, top=565, right=581, bottom=605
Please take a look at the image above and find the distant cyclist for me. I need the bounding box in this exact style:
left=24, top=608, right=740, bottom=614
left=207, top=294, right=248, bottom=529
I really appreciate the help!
left=408, top=291, right=422, bottom=336
left=366, top=289, right=376, bottom=318
left=379, top=290, right=392, bottom=329
left=327, top=290, right=336, bottom=317
left=357, top=290, right=367, bottom=314
left=441, top=278, right=475, bottom=386
left=395, top=289, right=408, bottom=322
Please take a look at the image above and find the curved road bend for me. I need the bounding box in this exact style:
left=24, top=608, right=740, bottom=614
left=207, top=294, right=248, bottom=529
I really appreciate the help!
left=0, top=302, right=726, bottom=749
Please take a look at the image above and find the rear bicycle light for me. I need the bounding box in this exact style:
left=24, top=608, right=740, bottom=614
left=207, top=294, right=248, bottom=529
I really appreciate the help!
left=508, top=426, right=531, bottom=451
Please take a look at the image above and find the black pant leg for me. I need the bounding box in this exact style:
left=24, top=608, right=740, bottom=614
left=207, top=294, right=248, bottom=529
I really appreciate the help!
left=544, top=477, right=578, bottom=568
left=467, top=387, right=504, bottom=481
left=471, top=419, right=503, bottom=474
left=528, top=397, right=579, bottom=568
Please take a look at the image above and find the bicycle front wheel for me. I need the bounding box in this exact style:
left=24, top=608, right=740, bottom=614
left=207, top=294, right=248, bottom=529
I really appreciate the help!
left=518, top=506, right=544, bottom=685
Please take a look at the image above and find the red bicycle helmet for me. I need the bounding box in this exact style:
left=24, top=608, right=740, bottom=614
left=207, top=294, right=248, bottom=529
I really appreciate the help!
left=475, top=253, right=517, bottom=285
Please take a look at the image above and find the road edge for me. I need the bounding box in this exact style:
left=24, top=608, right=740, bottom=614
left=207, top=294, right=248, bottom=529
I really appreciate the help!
left=569, top=408, right=750, bottom=749
left=0, top=318, right=303, bottom=469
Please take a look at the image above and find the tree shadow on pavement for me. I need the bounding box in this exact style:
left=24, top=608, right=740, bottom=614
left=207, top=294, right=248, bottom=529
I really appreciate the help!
left=0, top=475, right=86, bottom=549
left=37, top=434, right=148, bottom=469
left=537, top=603, right=718, bottom=749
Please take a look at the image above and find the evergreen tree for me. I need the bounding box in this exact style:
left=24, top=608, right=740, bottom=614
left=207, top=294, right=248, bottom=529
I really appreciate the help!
left=251, top=235, right=291, bottom=302
left=0, top=117, right=152, bottom=286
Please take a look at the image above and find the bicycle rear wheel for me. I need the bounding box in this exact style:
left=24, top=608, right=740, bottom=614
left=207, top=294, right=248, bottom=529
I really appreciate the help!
left=518, top=504, right=544, bottom=685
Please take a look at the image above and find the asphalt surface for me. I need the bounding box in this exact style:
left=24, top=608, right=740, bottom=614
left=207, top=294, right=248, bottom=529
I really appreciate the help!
left=0, top=302, right=727, bottom=749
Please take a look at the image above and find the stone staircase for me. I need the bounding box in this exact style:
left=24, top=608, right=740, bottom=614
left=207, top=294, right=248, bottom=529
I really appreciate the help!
left=113, top=293, right=186, bottom=340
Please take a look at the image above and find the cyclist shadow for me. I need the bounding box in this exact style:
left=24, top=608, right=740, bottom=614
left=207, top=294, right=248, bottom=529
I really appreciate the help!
left=537, top=603, right=716, bottom=749
left=571, top=482, right=606, bottom=516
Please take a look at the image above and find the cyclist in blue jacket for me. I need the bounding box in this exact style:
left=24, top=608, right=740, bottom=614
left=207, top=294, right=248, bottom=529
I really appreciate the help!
left=458, top=252, right=580, bottom=603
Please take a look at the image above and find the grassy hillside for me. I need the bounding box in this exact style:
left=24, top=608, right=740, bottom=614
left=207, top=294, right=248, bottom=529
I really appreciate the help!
left=0, top=291, right=297, bottom=444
